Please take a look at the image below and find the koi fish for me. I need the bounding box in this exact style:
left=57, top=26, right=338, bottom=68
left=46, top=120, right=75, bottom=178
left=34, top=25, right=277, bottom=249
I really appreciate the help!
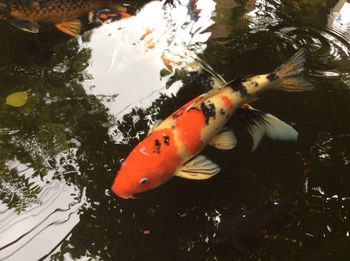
left=0, top=0, right=133, bottom=36
left=112, top=49, right=313, bottom=199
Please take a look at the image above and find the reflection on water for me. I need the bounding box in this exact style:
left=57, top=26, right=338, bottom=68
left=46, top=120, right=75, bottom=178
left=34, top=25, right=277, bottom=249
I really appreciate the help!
left=0, top=158, right=86, bottom=261
left=307, top=133, right=350, bottom=241
left=0, top=12, right=94, bottom=259
left=328, top=0, right=350, bottom=41
left=246, top=0, right=280, bottom=32
left=0, top=0, right=350, bottom=260
left=327, top=0, right=350, bottom=87
left=81, top=0, right=216, bottom=141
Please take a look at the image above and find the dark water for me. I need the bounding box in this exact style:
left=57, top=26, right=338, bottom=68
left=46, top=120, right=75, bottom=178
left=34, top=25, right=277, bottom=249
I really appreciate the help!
left=0, top=0, right=350, bottom=260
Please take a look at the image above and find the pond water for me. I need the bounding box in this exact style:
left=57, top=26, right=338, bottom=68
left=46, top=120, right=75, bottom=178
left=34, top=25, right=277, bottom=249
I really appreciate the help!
left=0, top=0, right=350, bottom=260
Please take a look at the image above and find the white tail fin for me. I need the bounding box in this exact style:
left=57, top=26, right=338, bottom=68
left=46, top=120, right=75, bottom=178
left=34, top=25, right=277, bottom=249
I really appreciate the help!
left=273, top=49, right=314, bottom=92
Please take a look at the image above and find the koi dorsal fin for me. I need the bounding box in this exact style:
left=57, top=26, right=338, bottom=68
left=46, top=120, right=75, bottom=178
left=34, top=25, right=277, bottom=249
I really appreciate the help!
left=194, top=57, right=227, bottom=89
left=209, top=127, right=237, bottom=150
left=175, top=155, right=220, bottom=180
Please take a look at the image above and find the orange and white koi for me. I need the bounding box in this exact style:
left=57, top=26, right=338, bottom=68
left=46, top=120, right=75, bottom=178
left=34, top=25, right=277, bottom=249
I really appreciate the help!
left=112, top=49, right=313, bottom=199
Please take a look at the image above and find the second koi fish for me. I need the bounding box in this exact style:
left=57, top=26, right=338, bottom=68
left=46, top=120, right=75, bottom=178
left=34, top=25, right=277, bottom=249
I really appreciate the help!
left=112, top=49, right=313, bottom=199
left=0, top=0, right=135, bottom=36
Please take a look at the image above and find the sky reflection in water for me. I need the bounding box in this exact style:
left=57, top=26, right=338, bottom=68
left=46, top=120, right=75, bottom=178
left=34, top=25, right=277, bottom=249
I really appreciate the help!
left=81, top=0, right=216, bottom=140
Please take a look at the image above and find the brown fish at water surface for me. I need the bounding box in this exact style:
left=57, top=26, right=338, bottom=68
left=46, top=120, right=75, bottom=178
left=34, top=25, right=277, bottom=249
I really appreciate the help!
left=0, top=0, right=134, bottom=36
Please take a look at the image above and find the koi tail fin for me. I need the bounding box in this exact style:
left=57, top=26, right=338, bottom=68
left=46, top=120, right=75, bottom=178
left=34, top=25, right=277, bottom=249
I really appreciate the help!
left=273, top=49, right=314, bottom=92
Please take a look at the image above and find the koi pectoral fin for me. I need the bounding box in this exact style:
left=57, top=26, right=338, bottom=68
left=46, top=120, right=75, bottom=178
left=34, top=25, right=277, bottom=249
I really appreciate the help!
left=234, top=105, right=298, bottom=151
left=175, top=155, right=221, bottom=180
left=209, top=127, right=237, bottom=150
left=7, top=18, right=39, bottom=33
left=246, top=108, right=298, bottom=151
left=55, top=19, right=81, bottom=37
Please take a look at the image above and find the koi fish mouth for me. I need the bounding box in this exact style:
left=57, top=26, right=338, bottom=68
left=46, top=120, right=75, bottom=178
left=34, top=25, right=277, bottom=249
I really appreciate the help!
left=111, top=187, right=137, bottom=199
left=117, top=194, right=138, bottom=199
left=112, top=190, right=133, bottom=199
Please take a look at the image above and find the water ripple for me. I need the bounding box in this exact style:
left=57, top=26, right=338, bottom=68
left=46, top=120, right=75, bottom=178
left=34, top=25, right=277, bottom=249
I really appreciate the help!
left=0, top=181, right=86, bottom=261
left=0, top=148, right=86, bottom=261
left=273, top=25, right=350, bottom=85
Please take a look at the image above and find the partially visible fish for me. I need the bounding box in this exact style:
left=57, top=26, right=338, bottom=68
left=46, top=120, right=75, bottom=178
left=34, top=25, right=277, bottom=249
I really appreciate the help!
left=211, top=193, right=301, bottom=251
left=0, top=0, right=136, bottom=36
left=89, top=7, right=131, bottom=25
left=111, top=49, right=313, bottom=199
left=211, top=171, right=309, bottom=251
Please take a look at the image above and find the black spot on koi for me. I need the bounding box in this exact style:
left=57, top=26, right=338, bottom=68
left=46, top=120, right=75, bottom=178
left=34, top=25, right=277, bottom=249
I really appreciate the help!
left=172, top=113, right=180, bottom=119
left=154, top=139, right=161, bottom=154
left=267, top=72, right=279, bottom=81
left=200, top=102, right=216, bottom=125
left=172, top=107, right=185, bottom=119
left=220, top=108, right=226, bottom=115
left=163, top=135, right=170, bottom=145
left=231, top=82, right=248, bottom=97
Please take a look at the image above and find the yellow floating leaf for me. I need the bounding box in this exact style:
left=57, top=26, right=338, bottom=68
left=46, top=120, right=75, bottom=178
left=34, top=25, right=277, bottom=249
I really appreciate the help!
left=6, top=91, right=28, bottom=107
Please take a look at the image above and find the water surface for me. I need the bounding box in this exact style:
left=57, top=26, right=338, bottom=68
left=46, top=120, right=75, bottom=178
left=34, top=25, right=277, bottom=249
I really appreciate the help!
left=0, top=0, right=350, bottom=260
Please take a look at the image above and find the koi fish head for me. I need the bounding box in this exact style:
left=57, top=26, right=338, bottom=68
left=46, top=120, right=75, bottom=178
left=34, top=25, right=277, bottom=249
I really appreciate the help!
left=112, top=130, right=182, bottom=199
left=111, top=161, right=168, bottom=199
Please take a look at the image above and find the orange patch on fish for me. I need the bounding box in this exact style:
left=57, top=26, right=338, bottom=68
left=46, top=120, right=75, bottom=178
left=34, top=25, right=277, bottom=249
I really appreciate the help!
left=221, top=95, right=233, bottom=109
left=174, top=109, right=205, bottom=155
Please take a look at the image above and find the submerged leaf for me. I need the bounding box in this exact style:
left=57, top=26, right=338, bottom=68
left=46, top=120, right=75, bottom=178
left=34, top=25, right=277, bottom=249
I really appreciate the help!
left=6, top=91, right=28, bottom=107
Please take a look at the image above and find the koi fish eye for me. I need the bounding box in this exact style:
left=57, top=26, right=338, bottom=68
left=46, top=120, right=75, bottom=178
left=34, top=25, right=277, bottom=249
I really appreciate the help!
left=139, top=178, right=149, bottom=185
